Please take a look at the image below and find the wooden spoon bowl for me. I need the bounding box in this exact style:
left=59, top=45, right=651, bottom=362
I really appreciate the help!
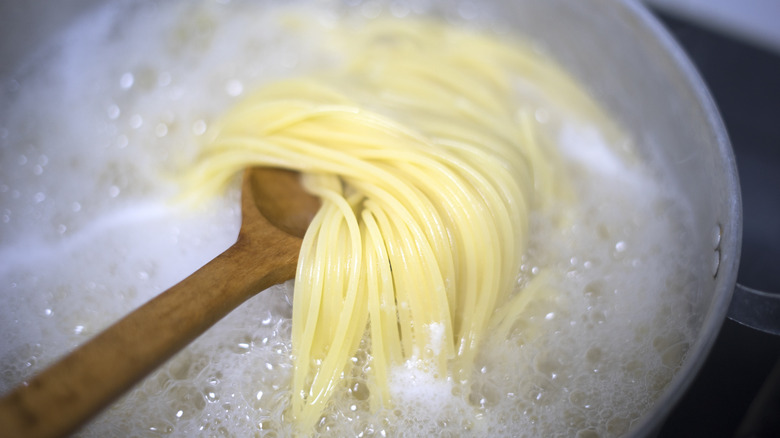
left=0, top=167, right=320, bottom=438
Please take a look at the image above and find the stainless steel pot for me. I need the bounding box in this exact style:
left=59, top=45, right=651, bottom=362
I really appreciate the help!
left=517, top=2, right=739, bottom=435
left=2, top=0, right=772, bottom=436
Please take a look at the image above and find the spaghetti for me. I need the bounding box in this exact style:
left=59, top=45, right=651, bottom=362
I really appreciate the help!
left=182, top=17, right=604, bottom=432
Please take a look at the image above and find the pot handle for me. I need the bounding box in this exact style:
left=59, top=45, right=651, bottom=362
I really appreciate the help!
left=728, top=283, right=780, bottom=336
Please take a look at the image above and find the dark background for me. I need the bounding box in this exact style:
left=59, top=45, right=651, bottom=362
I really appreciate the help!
left=652, top=10, right=780, bottom=438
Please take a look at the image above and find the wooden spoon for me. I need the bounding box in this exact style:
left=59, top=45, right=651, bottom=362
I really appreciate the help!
left=0, top=167, right=320, bottom=438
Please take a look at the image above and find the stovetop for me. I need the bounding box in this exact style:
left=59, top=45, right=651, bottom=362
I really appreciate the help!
left=652, top=10, right=780, bottom=438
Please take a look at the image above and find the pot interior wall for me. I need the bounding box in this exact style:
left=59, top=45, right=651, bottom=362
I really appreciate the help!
left=494, top=1, right=740, bottom=434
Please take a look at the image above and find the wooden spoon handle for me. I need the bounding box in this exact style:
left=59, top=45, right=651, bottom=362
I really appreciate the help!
left=0, top=229, right=300, bottom=438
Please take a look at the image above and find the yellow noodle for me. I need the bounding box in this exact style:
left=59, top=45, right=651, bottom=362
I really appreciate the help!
left=181, top=16, right=620, bottom=433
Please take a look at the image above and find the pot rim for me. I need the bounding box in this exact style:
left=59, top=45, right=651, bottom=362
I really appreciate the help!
left=620, top=1, right=743, bottom=436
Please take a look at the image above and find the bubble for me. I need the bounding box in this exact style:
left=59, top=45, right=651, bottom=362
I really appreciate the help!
left=533, top=352, right=564, bottom=382
left=230, top=338, right=251, bottom=354
left=225, top=79, right=244, bottom=96
left=569, top=391, right=591, bottom=409
left=120, top=72, right=135, bottom=89
left=155, top=123, right=169, bottom=137
left=606, top=417, right=629, bottom=435
left=107, top=104, right=121, bottom=119
left=351, top=381, right=370, bottom=400
left=111, top=137, right=127, bottom=151
left=129, top=114, right=144, bottom=129
left=192, top=120, right=207, bottom=136
left=583, top=280, right=605, bottom=301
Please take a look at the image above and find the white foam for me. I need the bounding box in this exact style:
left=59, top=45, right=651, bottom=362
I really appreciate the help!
left=0, top=201, right=170, bottom=276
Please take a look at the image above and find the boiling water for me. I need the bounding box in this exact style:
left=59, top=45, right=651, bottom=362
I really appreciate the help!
left=0, top=1, right=704, bottom=437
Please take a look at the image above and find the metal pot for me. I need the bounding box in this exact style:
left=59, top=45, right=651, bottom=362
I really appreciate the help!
left=512, top=2, right=739, bottom=435
left=2, top=0, right=773, bottom=436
